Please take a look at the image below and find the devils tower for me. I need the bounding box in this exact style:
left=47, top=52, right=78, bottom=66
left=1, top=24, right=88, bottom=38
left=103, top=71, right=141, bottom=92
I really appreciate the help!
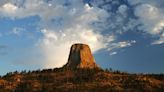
left=64, top=43, right=98, bottom=69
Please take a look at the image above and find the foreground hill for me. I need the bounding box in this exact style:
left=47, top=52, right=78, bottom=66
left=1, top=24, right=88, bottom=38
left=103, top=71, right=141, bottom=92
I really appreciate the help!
left=0, top=68, right=163, bottom=92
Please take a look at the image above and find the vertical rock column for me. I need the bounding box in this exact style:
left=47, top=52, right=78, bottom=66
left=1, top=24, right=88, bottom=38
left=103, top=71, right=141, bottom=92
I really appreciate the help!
left=64, top=43, right=98, bottom=69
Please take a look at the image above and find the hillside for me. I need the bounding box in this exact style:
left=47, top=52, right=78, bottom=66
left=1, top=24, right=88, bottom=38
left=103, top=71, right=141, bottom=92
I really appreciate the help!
left=0, top=68, right=164, bottom=92
left=0, top=43, right=164, bottom=92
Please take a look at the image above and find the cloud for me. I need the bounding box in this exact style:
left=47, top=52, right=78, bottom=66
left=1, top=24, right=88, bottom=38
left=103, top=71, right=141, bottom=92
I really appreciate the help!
left=135, top=4, right=159, bottom=20
left=152, top=33, right=164, bottom=44
left=107, top=40, right=136, bottom=56
left=127, top=0, right=142, bottom=5
left=35, top=1, right=111, bottom=68
left=90, top=0, right=134, bottom=35
left=128, top=1, right=164, bottom=45
left=92, top=0, right=164, bottom=45
left=107, top=40, right=136, bottom=51
left=2, top=3, right=17, bottom=12
left=38, top=26, right=114, bottom=68
left=134, top=4, right=163, bottom=34
left=0, top=0, right=49, bottom=19
left=118, top=4, right=128, bottom=16
left=0, top=0, right=109, bottom=68
left=0, top=0, right=137, bottom=68
left=110, top=52, right=117, bottom=56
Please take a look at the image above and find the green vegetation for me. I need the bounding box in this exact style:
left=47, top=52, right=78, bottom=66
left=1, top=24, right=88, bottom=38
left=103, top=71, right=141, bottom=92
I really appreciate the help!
left=0, top=68, right=163, bottom=92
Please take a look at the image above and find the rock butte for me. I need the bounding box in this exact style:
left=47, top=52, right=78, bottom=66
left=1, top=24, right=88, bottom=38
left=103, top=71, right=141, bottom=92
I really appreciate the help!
left=64, top=43, right=98, bottom=69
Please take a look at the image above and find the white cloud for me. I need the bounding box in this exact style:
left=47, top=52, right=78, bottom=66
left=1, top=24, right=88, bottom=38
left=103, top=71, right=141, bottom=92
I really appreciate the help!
left=35, top=1, right=112, bottom=68
left=0, top=0, right=113, bottom=68
left=152, top=38, right=164, bottom=45
left=135, top=4, right=159, bottom=20
left=110, top=52, right=117, bottom=56
left=107, top=40, right=136, bottom=51
left=0, top=3, right=18, bottom=19
left=0, top=0, right=138, bottom=68
left=2, top=3, right=17, bottom=12
left=152, top=33, right=164, bottom=45
left=0, top=0, right=48, bottom=19
left=133, top=2, right=164, bottom=45
left=39, top=28, right=113, bottom=68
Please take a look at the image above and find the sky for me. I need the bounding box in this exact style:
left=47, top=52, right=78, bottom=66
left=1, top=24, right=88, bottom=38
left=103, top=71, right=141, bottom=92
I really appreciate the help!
left=0, top=0, right=164, bottom=75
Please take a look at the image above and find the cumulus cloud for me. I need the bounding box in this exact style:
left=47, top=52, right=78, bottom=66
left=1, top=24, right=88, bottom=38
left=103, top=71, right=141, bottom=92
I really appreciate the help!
left=0, top=0, right=113, bottom=68
left=0, top=0, right=137, bottom=68
left=135, top=4, right=159, bottom=20
left=90, top=0, right=133, bottom=35
left=128, top=1, right=164, bottom=44
left=134, top=4, right=163, bottom=34
left=39, top=28, right=113, bottom=68
left=35, top=1, right=112, bottom=68
left=0, top=0, right=54, bottom=19
left=92, top=0, right=164, bottom=45
left=2, top=3, right=17, bottom=12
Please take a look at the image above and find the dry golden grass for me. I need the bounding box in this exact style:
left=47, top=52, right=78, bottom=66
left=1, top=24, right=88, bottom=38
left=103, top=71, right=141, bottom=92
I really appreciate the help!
left=0, top=68, right=163, bottom=92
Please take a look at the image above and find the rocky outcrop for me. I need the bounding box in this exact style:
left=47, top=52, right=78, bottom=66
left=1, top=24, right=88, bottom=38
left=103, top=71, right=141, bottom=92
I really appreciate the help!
left=64, top=43, right=98, bottom=69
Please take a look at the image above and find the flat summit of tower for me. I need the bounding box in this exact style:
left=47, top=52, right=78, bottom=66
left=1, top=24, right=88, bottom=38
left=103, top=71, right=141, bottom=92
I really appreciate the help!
left=64, top=43, right=98, bottom=69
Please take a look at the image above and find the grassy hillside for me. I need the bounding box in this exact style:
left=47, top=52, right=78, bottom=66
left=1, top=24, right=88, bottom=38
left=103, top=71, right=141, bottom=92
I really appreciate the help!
left=0, top=68, right=164, bottom=92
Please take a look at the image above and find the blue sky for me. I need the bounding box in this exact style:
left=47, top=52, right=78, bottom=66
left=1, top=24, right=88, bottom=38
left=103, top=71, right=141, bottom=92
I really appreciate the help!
left=0, top=0, right=164, bottom=75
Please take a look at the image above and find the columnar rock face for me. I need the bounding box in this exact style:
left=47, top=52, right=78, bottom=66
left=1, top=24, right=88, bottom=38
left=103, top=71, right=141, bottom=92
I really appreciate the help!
left=64, top=43, right=98, bottom=69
